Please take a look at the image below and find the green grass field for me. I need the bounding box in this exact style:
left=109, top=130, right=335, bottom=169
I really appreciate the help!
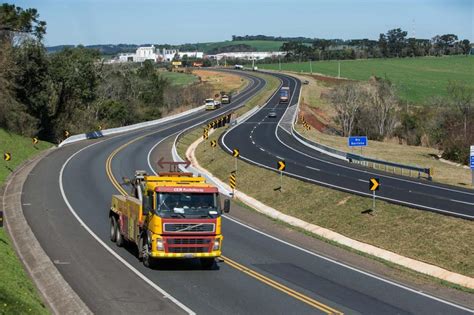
left=0, top=129, right=51, bottom=314
left=196, top=40, right=284, bottom=53
left=159, top=71, right=199, bottom=86
left=256, top=55, right=474, bottom=104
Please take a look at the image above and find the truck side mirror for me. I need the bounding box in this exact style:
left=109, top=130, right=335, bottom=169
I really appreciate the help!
left=223, top=199, right=231, bottom=213
left=143, top=195, right=153, bottom=215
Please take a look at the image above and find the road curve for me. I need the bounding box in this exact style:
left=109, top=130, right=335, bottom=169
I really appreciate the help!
left=21, top=70, right=473, bottom=314
left=221, top=71, right=474, bottom=220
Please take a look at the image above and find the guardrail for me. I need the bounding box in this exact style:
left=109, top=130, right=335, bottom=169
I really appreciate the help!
left=346, top=153, right=433, bottom=180
left=58, top=105, right=205, bottom=147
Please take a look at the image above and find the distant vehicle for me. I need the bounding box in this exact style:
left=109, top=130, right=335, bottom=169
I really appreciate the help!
left=279, top=87, right=290, bottom=103
left=252, top=66, right=258, bottom=71
left=302, top=80, right=309, bottom=85
left=268, top=110, right=277, bottom=118
left=205, top=98, right=221, bottom=110
left=221, top=94, right=231, bottom=104
left=234, top=64, right=243, bottom=70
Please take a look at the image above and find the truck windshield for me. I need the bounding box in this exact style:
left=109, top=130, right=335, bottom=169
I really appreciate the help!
left=156, top=192, right=218, bottom=216
left=280, top=90, right=289, bottom=97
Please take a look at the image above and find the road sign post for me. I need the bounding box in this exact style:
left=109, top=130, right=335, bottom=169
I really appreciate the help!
left=277, top=160, right=286, bottom=191
left=348, top=136, right=368, bottom=156
left=233, top=149, right=239, bottom=171
left=369, top=178, right=380, bottom=210
left=0, top=210, right=3, bottom=228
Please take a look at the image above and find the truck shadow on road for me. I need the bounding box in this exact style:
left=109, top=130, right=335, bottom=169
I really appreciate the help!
left=120, top=241, right=220, bottom=271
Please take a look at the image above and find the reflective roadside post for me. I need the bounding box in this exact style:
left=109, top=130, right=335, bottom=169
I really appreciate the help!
left=232, top=149, right=239, bottom=172
left=369, top=178, right=380, bottom=210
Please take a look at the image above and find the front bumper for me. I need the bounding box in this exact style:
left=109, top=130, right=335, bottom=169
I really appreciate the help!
left=150, top=250, right=221, bottom=259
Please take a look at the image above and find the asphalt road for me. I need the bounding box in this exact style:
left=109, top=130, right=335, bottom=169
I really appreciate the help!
left=221, top=72, right=474, bottom=220
left=21, top=70, right=473, bottom=314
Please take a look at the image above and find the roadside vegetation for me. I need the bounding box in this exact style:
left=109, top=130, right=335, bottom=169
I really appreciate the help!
left=0, top=129, right=52, bottom=315
left=287, top=68, right=474, bottom=172
left=178, top=127, right=474, bottom=282
left=0, top=4, right=213, bottom=143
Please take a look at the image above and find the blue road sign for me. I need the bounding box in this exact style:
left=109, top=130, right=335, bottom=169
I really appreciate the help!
left=470, top=156, right=474, bottom=169
left=348, top=136, right=368, bottom=147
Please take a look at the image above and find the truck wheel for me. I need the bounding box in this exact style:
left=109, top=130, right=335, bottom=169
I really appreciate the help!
left=110, top=216, right=117, bottom=242
left=200, top=258, right=215, bottom=270
left=141, top=237, right=156, bottom=269
left=115, top=219, right=124, bottom=247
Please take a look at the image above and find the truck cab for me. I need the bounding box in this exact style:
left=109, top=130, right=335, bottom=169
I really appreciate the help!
left=110, top=171, right=230, bottom=269
left=205, top=98, right=221, bottom=110
left=221, top=94, right=231, bottom=104
left=279, top=87, right=290, bottom=103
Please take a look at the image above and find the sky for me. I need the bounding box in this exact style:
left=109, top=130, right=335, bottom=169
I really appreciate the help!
left=12, top=0, right=474, bottom=46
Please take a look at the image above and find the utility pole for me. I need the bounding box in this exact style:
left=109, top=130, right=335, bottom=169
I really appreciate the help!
left=338, top=61, right=341, bottom=78
left=309, top=60, right=313, bottom=74
left=252, top=58, right=255, bottom=69
left=279, top=57, right=281, bottom=71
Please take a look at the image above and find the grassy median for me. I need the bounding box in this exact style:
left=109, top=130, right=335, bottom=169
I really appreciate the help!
left=179, top=127, right=474, bottom=288
left=0, top=129, right=51, bottom=314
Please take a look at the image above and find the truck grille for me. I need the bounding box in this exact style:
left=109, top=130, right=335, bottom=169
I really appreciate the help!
left=168, top=247, right=209, bottom=253
left=167, top=238, right=211, bottom=245
left=163, top=223, right=215, bottom=233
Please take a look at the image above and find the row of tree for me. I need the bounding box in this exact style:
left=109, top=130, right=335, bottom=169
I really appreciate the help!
left=277, top=29, right=471, bottom=61
left=328, top=78, right=473, bottom=164
left=0, top=4, right=209, bottom=142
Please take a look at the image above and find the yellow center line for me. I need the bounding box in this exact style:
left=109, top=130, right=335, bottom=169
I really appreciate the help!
left=103, top=124, right=343, bottom=315
left=222, top=256, right=343, bottom=315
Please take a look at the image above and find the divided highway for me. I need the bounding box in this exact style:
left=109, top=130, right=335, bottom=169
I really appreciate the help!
left=20, top=70, right=473, bottom=314
left=221, top=72, right=474, bottom=220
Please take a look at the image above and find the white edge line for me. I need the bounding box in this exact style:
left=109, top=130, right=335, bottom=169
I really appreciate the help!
left=52, top=72, right=264, bottom=315
left=270, top=75, right=473, bottom=220
left=288, top=85, right=474, bottom=198
left=222, top=215, right=474, bottom=313
left=219, top=73, right=474, bottom=310
left=59, top=140, right=196, bottom=315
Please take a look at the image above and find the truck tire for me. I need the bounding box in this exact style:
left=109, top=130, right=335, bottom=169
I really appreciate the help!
left=115, top=218, right=124, bottom=247
left=110, top=216, right=117, bottom=242
left=200, top=258, right=215, bottom=270
left=141, top=237, right=156, bottom=269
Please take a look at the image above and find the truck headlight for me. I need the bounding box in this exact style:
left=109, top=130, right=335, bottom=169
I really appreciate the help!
left=212, top=239, right=220, bottom=251
left=156, top=239, right=164, bottom=251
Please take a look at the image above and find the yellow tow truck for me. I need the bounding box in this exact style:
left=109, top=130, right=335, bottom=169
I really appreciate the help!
left=109, top=164, right=230, bottom=269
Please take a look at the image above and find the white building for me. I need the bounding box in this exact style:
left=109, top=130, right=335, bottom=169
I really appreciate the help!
left=161, top=48, right=179, bottom=62
left=178, top=51, right=204, bottom=59
left=115, top=46, right=205, bottom=63
left=134, top=45, right=159, bottom=62
left=207, top=51, right=286, bottom=61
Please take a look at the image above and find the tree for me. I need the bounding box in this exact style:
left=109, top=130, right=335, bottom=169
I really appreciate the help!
left=365, top=77, right=399, bottom=138
left=329, top=83, right=363, bottom=136
left=386, top=28, right=407, bottom=57
left=460, top=39, right=471, bottom=55
left=0, top=3, right=46, bottom=43
left=378, top=34, right=388, bottom=57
